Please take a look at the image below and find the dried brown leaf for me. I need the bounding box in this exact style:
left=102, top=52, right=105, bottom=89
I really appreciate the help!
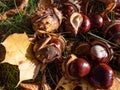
left=20, top=82, right=52, bottom=90
left=20, top=72, right=52, bottom=90
left=101, top=3, right=116, bottom=17
left=99, top=0, right=116, bottom=4
left=20, top=83, right=39, bottom=90
left=55, top=71, right=120, bottom=90
left=55, top=76, right=94, bottom=90
left=38, top=0, right=54, bottom=8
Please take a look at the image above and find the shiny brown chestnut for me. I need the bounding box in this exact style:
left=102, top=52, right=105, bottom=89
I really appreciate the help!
left=62, top=4, right=76, bottom=17
left=51, top=39, right=63, bottom=52
left=65, top=12, right=91, bottom=36
left=106, top=24, right=120, bottom=37
left=90, top=44, right=109, bottom=63
left=51, top=36, right=66, bottom=52
left=68, top=58, right=91, bottom=78
left=62, top=54, right=91, bottom=79
left=89, top=63, right=114, bottom=89
left=78, top=15, right=91, bottom=34
left=61, top=0, right=81, bottom=17
left=104, top=20, right=120, bottom=45
left=89, top=40, right=113, bottom=63
left=90, top=14, right=103, bottom=28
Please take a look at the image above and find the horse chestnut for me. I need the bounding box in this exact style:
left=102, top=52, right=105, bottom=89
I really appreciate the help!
left=78, top=15, right=91, bottom=34
left=90, top=44, right=109, bottom=63
left=104, top=20, right=120, bottom=45
left=50, top=35, right=66, bottom=52
left=105, top=24, right=120, bottom=39
left=89, top=40, right=113, bottom=63
left=51, top=39, right=63, bottom=52
left=65, top=12, right=91, bottom=36
left=68, top=58, right=91, bottom=78
left=62, top=4, right=75, bottom=17
left=89, top=63, right=114, bottom=89
left=61, top=0, right=81, bottom=17
left=65, top=12, right=83, bottom=36
left=90, top=14, right=103, bottom=28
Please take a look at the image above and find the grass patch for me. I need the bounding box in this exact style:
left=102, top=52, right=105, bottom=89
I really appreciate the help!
left=0, top=0, right=39, bottom=42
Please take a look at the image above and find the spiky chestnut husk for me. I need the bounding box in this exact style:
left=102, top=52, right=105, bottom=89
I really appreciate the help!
left=33, top=32, right=66, bottom=63
left=31, top=7, right=62, bottom=33
left=34, top=44, right=61, bottom=63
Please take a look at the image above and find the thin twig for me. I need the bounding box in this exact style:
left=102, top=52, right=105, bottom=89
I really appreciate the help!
left=88, top=32, right=120, bottom=47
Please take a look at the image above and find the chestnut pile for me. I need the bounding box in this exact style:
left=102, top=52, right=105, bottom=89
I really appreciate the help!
left=64, top=40, right=114, bottom=89
left=31, top=0, right=120, bottom=89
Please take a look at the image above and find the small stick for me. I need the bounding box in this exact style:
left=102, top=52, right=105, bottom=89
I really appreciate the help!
left=0, top=0, right=29, bottom=20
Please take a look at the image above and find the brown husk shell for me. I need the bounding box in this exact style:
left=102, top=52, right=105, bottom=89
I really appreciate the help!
left=31, top=7, right=62, bottom=32
left=72, top=42, right=91, bottom=56
left=35, top=44, right=61, bottom=63
left=65, top=12, right=83, bottom=36
left=33, top=32, right=66, bottom=63
left=62, top=54, right=78, bottom=80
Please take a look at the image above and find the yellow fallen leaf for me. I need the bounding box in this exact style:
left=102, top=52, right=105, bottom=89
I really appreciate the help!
left=2, top=33, right=30, bottom=65
left=17, top=59, right=41, bottom=86
left=1, top=33, right=41, bottom=86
